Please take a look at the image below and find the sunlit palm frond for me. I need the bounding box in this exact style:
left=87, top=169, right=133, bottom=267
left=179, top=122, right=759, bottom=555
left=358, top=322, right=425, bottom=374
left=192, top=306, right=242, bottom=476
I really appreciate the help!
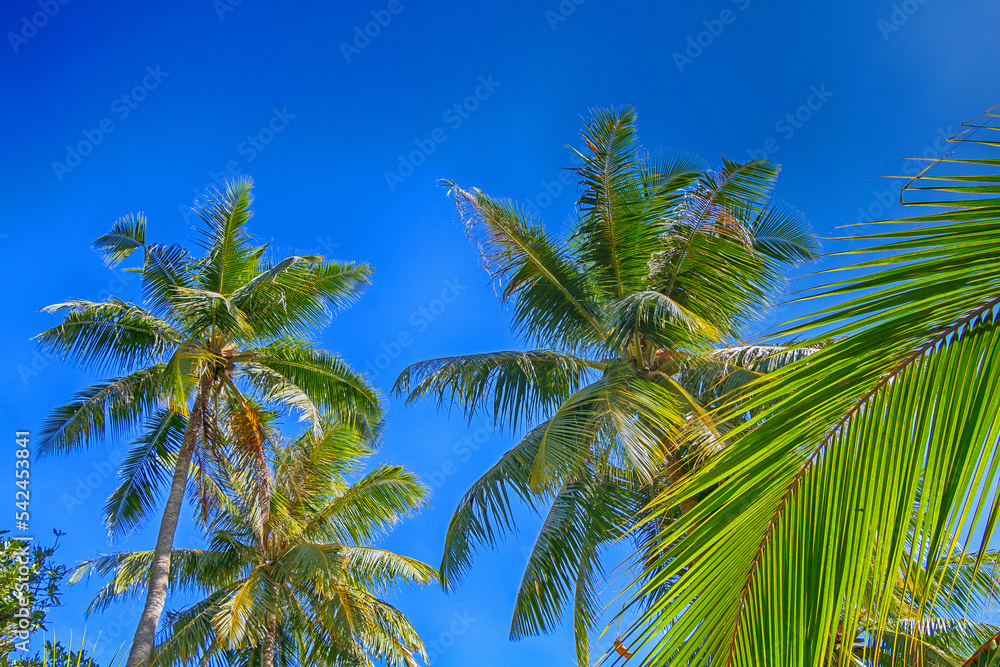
left=443, top=180, right=606, bottom=351
left=749, top=199, right=820, bottom=263
left=626, top=109, right=1000, bottom=667
left=35, top=299, right=180, bottom=373
left=194, top=177, right=260, bottom=296
left=393, top=349, right=599, bottom=434
left=570, top=106, right=663, bottom=300
left=308, top=463, right=427, bottom=545
left=94, top=213, right=146, bottom=267
left=140, top=242, right=196, bottom=317
left=104, top=409, right=186, bottom=541
left=511, top=475, right=636, bottom=666
left=231, top=257, right=373, bottom=341
left=247, top=341, right=385, bottom=440
left=38, top=365, right=169, bottom=455
left=339, top=547, right=438, bottom=594
left=153, top=593, right=230, bottom=667
left=647, top=218, right=793, bottom=343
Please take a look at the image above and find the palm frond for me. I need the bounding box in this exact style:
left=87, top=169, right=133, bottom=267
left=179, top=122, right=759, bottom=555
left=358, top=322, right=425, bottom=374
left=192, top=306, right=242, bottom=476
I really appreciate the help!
left=247, top=341, right=385, bottom=439
left=35, top=299, right=180, bottom=373
left=141, top=243, right=196, bottom=316
left=94, top=213, right=146, bottom=267
left=749, top=199, right=820, bottom=263
left=569, top=106, right=665, bottom=299
left=438, top=424, right=557, bottom=590
left=308, top=464, right=428, bottom=545
left=103, top=409, right=186, bottom=540
left=647, top=216, right=792, bottom=342
left=393, top=350, right=598, bottom=434
left=231, top=257, right=373, bottom=340
left=338, top=546, right=437, bottom=593
left=37, top=365, right=168, bottom=455
left=626, top=109, right=1000, bottom=667
left=511, top=476, right=633, bottom=661
left=443, top=181, right=606, bottom=351
left=195, top=178, right=260, bottom=297
left=153, top=593, right=230, bottom=667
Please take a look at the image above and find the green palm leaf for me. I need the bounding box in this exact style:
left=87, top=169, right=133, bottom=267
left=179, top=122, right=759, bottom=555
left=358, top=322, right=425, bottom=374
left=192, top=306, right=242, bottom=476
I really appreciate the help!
left=626, top=109, right=1000, bottom=667
left=443, top=180, right=606, bottom=351
left=393, top=349, right=599, bottom=434
left=247, top=341, right=384, bottom=439
left=35, top=299, right=180, bottom=373
left=103, top=409, right=186, bottom=541
left=38, top=365, right=168, bottom=454
left=511, top=475, right=635, bottom=665
left=94, top=213, right=146, bottom=267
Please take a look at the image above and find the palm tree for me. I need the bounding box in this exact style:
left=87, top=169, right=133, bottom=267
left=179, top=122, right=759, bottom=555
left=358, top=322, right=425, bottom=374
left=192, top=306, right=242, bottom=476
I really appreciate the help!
left=392, top=107, right=818, bottom=663
left=73, top=421, right=435, bottom=667
left=624, top=108, right=1000, bottom=666
left=36, top=178, right=383, bottom=667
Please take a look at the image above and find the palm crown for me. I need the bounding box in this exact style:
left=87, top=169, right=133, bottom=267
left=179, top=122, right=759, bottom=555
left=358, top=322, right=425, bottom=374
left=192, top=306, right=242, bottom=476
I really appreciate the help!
left=392, top=107, right=819, bottom=663
left=75, top=421, right=435, bottom=667
left=36, top=178, right=384, bottom=667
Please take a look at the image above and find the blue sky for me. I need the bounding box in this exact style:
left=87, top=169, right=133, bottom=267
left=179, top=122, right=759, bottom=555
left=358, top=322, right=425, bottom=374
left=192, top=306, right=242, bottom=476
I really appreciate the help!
left=1, top=0, right=998, bottom=664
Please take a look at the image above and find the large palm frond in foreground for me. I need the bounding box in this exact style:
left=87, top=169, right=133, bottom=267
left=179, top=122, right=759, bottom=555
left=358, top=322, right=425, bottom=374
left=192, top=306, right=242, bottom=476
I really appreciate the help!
left=625, top=107, right=1000, bottom=666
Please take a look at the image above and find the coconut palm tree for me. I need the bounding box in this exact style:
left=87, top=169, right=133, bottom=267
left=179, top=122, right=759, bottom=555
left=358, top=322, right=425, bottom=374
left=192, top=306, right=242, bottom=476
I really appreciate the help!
left=73, top=421, right=435, bottom=667
left=36, top=178, right=383, bottom=667
left=392, top=107, right=819, bottom=663
left=623, top=108, right=1000, bottom=666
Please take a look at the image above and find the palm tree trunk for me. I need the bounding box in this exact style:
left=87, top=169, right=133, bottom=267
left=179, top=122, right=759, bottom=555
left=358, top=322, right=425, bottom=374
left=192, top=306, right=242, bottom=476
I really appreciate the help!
left=124, top=379, right=209, bottom=667
left=260, top=613, right=276, bottom=667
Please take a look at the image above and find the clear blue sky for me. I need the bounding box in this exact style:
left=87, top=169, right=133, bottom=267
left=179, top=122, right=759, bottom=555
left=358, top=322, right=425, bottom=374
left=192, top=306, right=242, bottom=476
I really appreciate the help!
left=1, top=0, right=998, bottom=664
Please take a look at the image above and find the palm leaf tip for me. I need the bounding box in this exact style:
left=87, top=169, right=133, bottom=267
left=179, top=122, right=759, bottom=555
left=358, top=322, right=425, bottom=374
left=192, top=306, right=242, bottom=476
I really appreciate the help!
left=94, top=213, right=147, bottom=267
